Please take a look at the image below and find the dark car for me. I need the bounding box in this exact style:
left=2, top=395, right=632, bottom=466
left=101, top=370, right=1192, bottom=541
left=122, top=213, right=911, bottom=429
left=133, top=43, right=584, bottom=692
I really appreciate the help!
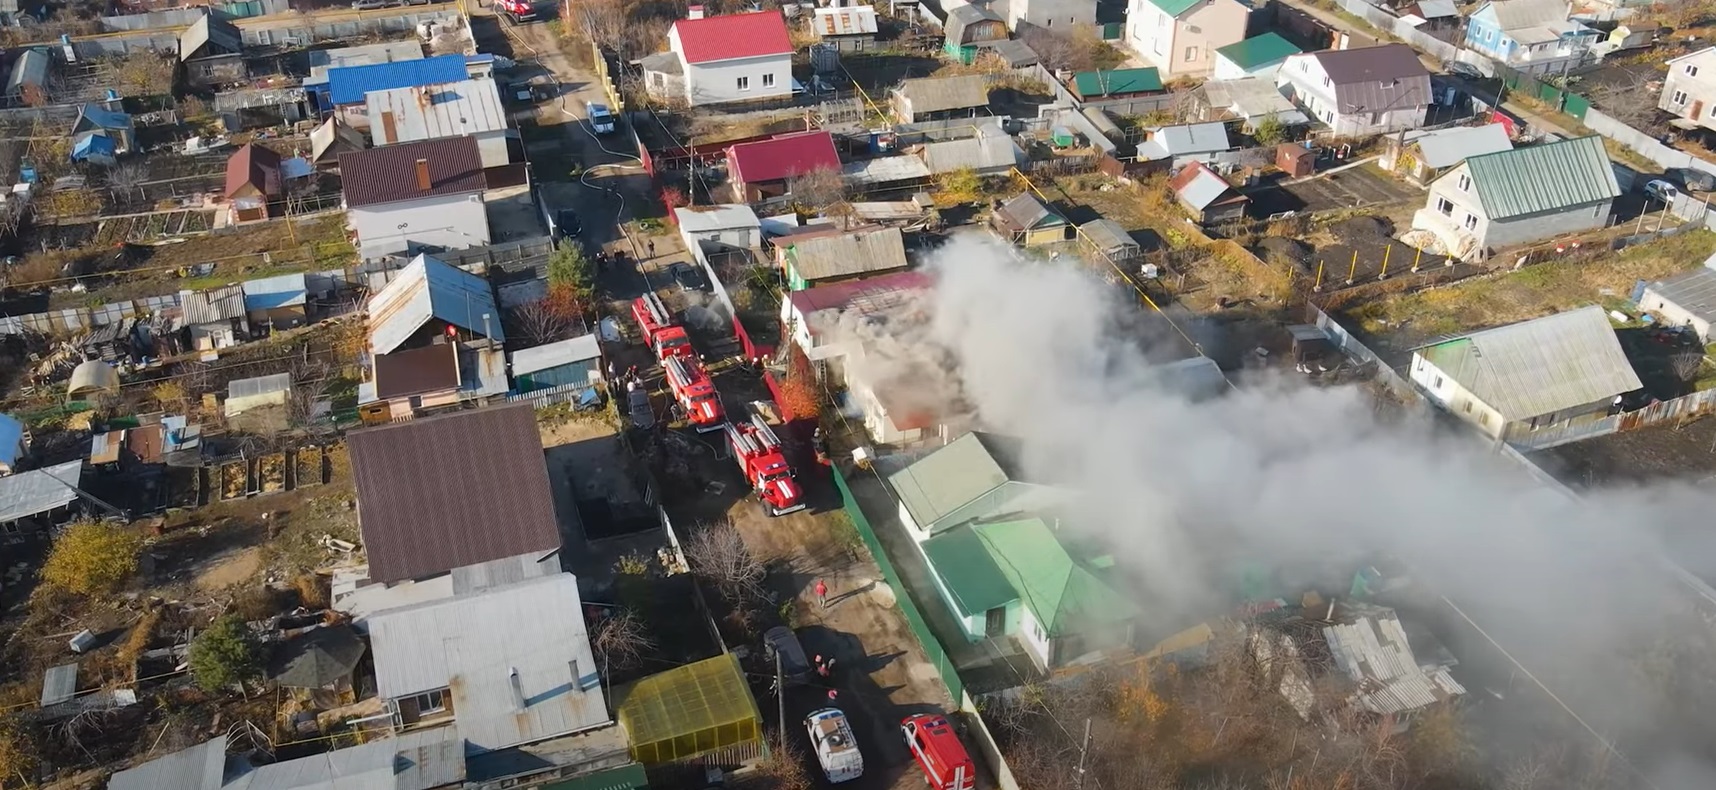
left=668, top=262, right=711, bottom=292
left=763, top=626, right=811, bottom=684
left=555, top=209, right=582, bottom=241
left=1446, top=62, right=1484, bottom=80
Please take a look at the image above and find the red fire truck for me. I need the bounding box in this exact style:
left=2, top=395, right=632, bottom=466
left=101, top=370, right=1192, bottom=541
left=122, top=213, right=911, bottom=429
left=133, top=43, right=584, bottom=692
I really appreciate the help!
left=901, top=713, right=976, bottom=790
left=497, top=0, right=536, bottom=23
left=664, top=355, right=724, bottom=431
left=631, top=292, right=694, bottom=361
left=725, top=403, right=804, bottom=516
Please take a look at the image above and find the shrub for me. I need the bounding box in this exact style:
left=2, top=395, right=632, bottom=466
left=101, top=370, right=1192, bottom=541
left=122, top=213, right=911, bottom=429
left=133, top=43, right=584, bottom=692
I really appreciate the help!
left=1253, top=115, right=1286, bottom=146
left=0, top=716, right=34, bottom=788
left=546, top=240, right=595, bottom=301
left=188, top=615, right=261, bottom=692
left=41, top=521, right=142, bottom=596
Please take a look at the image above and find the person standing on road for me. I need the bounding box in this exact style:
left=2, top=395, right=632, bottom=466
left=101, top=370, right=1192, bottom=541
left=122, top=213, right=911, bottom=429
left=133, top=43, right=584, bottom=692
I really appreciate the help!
left=814, top=578, right=829, bottom=610
left=647, top=239, right=656, bottom=259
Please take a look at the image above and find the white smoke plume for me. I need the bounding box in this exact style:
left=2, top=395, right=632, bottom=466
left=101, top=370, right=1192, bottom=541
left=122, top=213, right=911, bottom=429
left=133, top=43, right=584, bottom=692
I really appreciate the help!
left=827, top=235, right=1716, bottom=787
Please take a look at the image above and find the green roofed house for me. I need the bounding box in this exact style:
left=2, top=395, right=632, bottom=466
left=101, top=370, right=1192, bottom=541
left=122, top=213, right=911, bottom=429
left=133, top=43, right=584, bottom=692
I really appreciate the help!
left=1071, top=67, right=1162, bottom=100
left=1411, top=135, right=1620, bottom=260
left=922, top=517, right=1140, bottom=670
left=887, top=431, right=1066, bottom=540
left=1213, top=33, right=1301, bottom=80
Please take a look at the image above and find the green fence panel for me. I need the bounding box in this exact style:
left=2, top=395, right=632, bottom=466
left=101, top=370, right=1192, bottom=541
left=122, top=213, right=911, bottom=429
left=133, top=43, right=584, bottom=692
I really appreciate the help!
left=1101, top=22, right=1122, bottom=40
left=1564, top=92, right=1590, bottom=120
left=831, top=465, right=964, bottom=703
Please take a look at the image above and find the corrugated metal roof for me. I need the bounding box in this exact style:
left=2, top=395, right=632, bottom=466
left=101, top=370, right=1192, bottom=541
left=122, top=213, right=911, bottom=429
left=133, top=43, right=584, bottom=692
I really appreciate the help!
left=311, top=117, right=366, bottom=164
left=339, top=136, right=486, bottom=207
left=178, top=13, right=240, bottom=62
left=227, top=726, right=461, bottom=790
left=107, top=735, right=228, bottom=790
left=369, top=574, right=608, bottom=754
left=843, top=155, right=935, bottom=183
left=886, top=432, right=1032, bottom=528
left=307, top=40, right=425, bottom=71
left=7, top=49, right=48, bottom=93
left=728, top=131, right=841, bottom=185
left=1643, top=266, right=1716, bottom=324
left=995, top=192, right=1066, bottom=230
left=0, top=460, right=83, bottom=523
left=1488, top=0, right=1571, bottom=30
left=1072, top=67, right=1162, bottom=97
left=1414, top=0, right=1458, bottom=17
left=510, top=334, right=601, bottom=376
left=895, top=75, right=991, bottom=115
left=1150, top=122, right=1230, bottom=156
left=1322, top=608, right=1466, bottom=715
left=243, top=273, right=309, bottom=310
left=1418, top=305, right=1641, bottom=421
left=1406, top=123, right=1512, bottom=169
left=1306, top=44, right=1432, bottom=113
left=674, top=205, right=760, bottom=234
left=1080, top=219, right=1137, bottom=253
left=814, top=5, right=878, bottom=36
left=1202, top=77, right=1307, bottom=124
left=1214, top=33, right=1301, bottom=71
left=450, top=551, right=562, bottom=595
left=367, top=79, right=508, bottom=146
left=921, top=132, right=1021, bottom=174
left=1172, top=162, right=1240, bottom=211
left=328, top=53, right=468, bottom=106
left=786, top=226, right=908, bottom=282
left=180, top=284, right=247, bottom=325
left=368, top=255, right=503, bottom=355
left=41, top=663, right=76, bottom=706
left=1461, top=135, right=1619, bottom=220
left=228, top=372, right=293, bottom=400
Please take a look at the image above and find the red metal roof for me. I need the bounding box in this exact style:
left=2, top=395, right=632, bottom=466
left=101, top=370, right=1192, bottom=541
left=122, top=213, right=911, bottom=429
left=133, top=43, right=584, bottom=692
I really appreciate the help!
left=728, top=131, right=840, bottom=186
left=672, top=11, right=793, bottom=64
left=787, top=269, right=933, bottom=322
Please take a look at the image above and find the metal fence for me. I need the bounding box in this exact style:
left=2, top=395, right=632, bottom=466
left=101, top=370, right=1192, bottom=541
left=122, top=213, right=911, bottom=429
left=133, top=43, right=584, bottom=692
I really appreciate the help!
left=1306, top=303, right=1416, bottom=397
left=506, top=382, right=594, bottom=410
left=1504, top=388, right=1716, bottom=452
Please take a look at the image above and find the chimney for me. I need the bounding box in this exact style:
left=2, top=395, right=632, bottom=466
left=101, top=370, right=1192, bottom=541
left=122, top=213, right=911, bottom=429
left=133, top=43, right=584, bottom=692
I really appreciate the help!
left=414, top=158, right=431, bottom=191
left=687, top=4, right=704, bottom=19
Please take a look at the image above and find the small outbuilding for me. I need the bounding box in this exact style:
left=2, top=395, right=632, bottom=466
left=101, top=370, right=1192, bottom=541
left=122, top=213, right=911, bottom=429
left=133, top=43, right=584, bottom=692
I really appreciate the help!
left=179, top=12, right=246, bottom=89
left=269, top=624, right=366, bottom=692
left=891, top=75, right=992, bottom=123
left=990, top=192, right=1069, bottom=246
left=510, top=334, right=603, bottom=394
left=618, top=654, right=764, bottom=765
left=1171, top=161, right=1249, bottom=225
left=1079, top=219, right=1142, bottom=264
left=243, top=272, right=310, bottom=332
left=180, top=284, right=248, bottom=351
left=1071, top=68, right=1163, bottom=101
left=779, top=225, right=909, bottom=290
left=1637, top=257, right=1716, bottom=342
left=812, top=5, right=880, bottom=52
left=66, top=360, right=119, bottom=401
left=942, top=5, right=1008, bottom=64
left=224, top=143, right=283, bottom=224
left=226, top=372, right=294, bottom=417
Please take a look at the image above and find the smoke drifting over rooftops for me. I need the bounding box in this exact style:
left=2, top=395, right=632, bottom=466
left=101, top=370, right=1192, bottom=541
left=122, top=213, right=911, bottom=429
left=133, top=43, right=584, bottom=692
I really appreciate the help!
left=827, top=235, right=1716, bottom=788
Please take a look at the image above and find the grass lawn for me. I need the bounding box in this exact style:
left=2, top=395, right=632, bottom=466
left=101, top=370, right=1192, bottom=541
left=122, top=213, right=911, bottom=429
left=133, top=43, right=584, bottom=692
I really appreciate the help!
left=1343, top=230, right=1716, bottom=349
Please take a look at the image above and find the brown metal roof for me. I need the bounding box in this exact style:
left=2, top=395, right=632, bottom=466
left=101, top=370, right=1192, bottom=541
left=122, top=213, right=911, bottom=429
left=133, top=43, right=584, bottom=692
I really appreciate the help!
left=373, top=341, right=460, bottom=400
left=126, top=423, right=164, bottom=465
left=338, top=137, right=485, bottom=208
left=347, top=404, right=561, bottom=583
left=225, top=143, right=282, bottom=198
left=1307, top=44, right=1431, bottom=114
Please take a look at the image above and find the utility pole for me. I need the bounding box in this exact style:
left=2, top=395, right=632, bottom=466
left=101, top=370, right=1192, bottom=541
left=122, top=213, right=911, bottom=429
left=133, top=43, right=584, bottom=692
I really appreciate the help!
left=687, top=135, right=696, bottom=207
left=775, top=649, right=785, bottom=752
left=1074, top=717, right=1092, bottom=790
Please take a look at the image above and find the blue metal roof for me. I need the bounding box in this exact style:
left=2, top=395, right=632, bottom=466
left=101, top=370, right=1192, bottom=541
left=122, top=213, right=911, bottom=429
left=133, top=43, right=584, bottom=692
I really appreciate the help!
left=369, top=254, right=504, bottom=354
left=71, top=134, right=115, bottom=162
left=242, top=272, right=308, bottom=310
left=0, top=414, right=22, bottom=469
left=327, top=54, right=467, bottom=106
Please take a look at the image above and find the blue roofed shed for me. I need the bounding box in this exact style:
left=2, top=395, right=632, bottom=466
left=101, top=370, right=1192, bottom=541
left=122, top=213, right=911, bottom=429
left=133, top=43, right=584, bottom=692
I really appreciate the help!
left=510, top=334, right=602, bottom=394
left=243, top=272, right=310, bottom=331
left=328, top=54, right=469, bottom=106
left=70, top=104, right=134, bottom=162
left=368, top=254, right=503, bottom=355
left=0, top=413, right=24, bottom=474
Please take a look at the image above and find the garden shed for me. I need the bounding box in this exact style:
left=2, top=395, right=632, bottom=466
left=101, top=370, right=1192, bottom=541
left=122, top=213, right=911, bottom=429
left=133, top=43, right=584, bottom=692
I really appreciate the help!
left=616, top=654, right=764, bottom=765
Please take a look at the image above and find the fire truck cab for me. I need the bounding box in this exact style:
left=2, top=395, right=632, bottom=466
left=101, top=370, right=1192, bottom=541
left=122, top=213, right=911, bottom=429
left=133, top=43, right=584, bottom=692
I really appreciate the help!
left=631, top=293, right=693, bottom=361
left=902, top=713, right=976, bottom=790
left=664, top=355, right=724, bottom=431
left=497, top=0, right=536, bottom=22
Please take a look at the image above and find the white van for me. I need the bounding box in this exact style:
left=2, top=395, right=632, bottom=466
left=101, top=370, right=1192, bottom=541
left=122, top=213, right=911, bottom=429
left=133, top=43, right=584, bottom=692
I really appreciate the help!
left=805, top=708, right=863, bottom=783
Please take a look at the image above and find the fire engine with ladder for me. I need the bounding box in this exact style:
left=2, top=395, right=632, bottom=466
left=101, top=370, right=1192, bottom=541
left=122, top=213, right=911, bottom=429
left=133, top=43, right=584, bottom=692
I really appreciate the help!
left=632, top=292, right=724, bottom=430
left=726, top=402, right=804, bottom=516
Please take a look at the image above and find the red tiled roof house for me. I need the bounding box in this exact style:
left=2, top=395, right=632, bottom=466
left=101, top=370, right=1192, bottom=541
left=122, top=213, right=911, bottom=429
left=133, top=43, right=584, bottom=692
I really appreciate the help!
left=726, top=130, right=841, bottom=203
left=643, top=7, right=794, bottom=108
left=225, top=143, right=282, bottom=224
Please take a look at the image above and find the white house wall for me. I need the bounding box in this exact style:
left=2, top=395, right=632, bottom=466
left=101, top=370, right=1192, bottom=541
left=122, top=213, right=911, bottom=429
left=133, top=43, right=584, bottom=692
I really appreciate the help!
left=1640, top=284, right=1714, bottom=341
left=1018, top=606, right=1053, bottom=670
left=350, top=192, right=490, bottom=261
left=1410, top=354, right=1505, bottom=438
left=684, top=54, right=793, bottom=106
left=1278, top=55, right=1426, bottom=136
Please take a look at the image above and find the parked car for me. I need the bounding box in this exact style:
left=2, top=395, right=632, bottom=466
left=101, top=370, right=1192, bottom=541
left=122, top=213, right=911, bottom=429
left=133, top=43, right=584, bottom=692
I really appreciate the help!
left=1446, top=61, right=1485, bottom=80
left=555, top=209, right=582, bottom=242
left=762, top=626, right=810, bottom=684
left=668, top=262, right=710, bottom=293
left=1644, top=179, right=1680, bottom=205
left=627, top=388, right=654, bottom=429
left=587, top=101, right=616, bottom=134
left=351, top=0, right=387, bottom=9
left=806, top=708, right=863, bottom=783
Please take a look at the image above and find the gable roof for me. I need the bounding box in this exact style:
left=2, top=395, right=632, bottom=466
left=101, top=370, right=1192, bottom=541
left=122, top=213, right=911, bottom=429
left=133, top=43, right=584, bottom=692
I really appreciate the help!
left=995, top=192, right=1067, bottom=230
left=1410, top=0, right=1459, bottom=18
left=1171, top=161, right=1244, bottom=210
left=1642, top=265, right=1716, bottom=324
left=888, top=431, right=1035, bottom=528
left=672, top=11, right=794, bottom=64
left=0, top=460, right=83, bottom=524
left=327, top=53, right=468, bottom=106
left=73, top=103, right=132, bottom=133
left=224, top=143, right=282, bottom=199
left=348, top=404, right=560, bottom=584
left=787, top=270, right=933, bottom=327
left=1145, top=0, right=1209, bottom=17
left=1142, top=122, right=1230, bottom=158
left=1079, top=219, right=1138, bottom=252
left=108, top=736, right=229, bottom=790
left=895, top=75, right=991, bottom=114
left=1485, top=0, right=1572, bottom=31
left=1405, top=123, right=1513, bottom=168
left=927, top=517, right=1139, bottom=635
left=339, top=136, right=486, bottom=208
left=814, top=5, right=878, bottom=36
left=945, top=4, right=1006, bottom=44
left=1415, top=305, right=1641, bottom=420
left=368, top=254, right=503, bottom=354
left=179, top=13, right=241, bottom=61
left=1459, top=135, right=1619, bottom=220
left=921, top=129, right=1023, bottom=173
left=727, top=131, right=841, bottom=185
left=310, top=116, right=365, bottom=165
left=674, top=204, right=761, bottom=233
left=1215, top=33, right=1301, bottom=71
left=1304, top=44, right=1432, bottom=112
left=1201, top=77, right=1308, bottom=124
left=242, top=272, right=308, bottom=311
left=785, top=226, right=908, bottom=282
left=369, top=573, right=605, bottom=753
left=366, top=79, right=508, bottom=146
left=7, top=49, right=48, bottom=92
left=1072, top=67, right=1162, bottom=98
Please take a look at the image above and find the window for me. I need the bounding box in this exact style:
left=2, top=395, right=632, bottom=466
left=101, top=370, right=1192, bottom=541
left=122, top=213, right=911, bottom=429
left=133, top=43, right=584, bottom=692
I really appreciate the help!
left=1323, top=75, right=1331, bottom=87
left=1463, top=400, right=1473, bottom=414
left=1688, top=64, right=1701, bottom=77
left=762, top=73, right=775, bottom=88
left=1433, top=375, right=1444, bottom=389
left=1673, top=90, right=1689, bottom=106
left=1414, top=357, right=1424, bottom=371
left=1046, top=18, right=1052, bottom=26
left=736, top=76, right=749, bottom=91
left=1370, top=112, right=1381, bottom=124
left=1301, top=60, right=1309, bottom=73
left=1457, top=174, right=1471, bottom=191
left=651, top=72, right=664, bottom=88
left=1323, top=110, right=1333, bottom=122
left=1436, top=197, right=1454, bottom=215
left=1479, top=412, right=1490, bottom=426
left=1184, top=46, right=1198, bottom=62
left=412, top=689, right=447, bottom=714
left=1464, top=213, right=1478, bottom=230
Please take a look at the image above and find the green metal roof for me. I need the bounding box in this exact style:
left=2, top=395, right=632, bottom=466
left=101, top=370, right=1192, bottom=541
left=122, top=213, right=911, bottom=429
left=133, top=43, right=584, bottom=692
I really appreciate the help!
left=1214, top=33, right=1301, bottom=70
left=887, top=432, right=1027, bottom=528
left=542, top=764, right=649, bottom=790
left=1460, top=135, right=1620, bottom=221
left=1073, top=67, right=1162, bottom=97
left=928, top=518, right=1139, bottom=636
left=1145, top=0, right=1204, bottom=16
left=922, top=525, right=1017, bottom=617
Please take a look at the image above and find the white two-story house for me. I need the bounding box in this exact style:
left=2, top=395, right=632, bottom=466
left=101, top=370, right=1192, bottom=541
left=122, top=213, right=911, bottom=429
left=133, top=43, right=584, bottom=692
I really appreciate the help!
left=1126, top=0, right=1252, bottom=79
left=1661, top=47, right=1716, bottom=134
left=1276, top=44, right=1431, bottom=136
left=643, top=8, right=794, bottom=108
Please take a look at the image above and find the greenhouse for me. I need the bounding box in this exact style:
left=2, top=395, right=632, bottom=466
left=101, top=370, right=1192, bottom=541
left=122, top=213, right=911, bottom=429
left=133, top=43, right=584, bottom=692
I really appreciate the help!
left=616, top=654, right=765, bottom=765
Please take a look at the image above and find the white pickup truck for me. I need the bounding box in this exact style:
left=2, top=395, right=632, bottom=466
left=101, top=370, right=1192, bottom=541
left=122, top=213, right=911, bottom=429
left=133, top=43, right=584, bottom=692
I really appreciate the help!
left=806, top=708, right=863, bottom=783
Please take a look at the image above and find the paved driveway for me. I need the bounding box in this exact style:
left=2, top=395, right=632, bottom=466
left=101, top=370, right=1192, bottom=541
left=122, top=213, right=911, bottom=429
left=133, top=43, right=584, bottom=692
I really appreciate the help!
left=1246, top=163, right=1425, bottom=217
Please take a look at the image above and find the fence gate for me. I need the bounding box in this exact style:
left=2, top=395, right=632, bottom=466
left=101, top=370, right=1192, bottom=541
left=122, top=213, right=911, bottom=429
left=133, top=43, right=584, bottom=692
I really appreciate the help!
left=1563, top=92, right=1590, bottom=120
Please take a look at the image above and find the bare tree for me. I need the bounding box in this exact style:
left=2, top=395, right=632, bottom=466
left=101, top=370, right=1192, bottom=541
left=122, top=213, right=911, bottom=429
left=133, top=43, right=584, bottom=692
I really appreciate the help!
left=1584, top=71, right=1662, bottom=128
left=105, top=160, right=149, bottom=202
left=1018, top=24, right=1096, bottom=73
left=787, top=166, right=850, bottom=214
left=591, top=608, right=655, bottom=671
left=509, top=298, right=578, bottom=346
left=684, top=520, right=767, bottom=602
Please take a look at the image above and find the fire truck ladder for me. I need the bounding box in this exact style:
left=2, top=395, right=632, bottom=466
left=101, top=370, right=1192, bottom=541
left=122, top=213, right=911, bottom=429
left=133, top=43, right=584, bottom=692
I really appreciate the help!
left=640, top=291, right=673, bottom=328
left=749, top=412, right=782, bottom=449
left=664, top=355, right=695, bottom=390
left=727, top=422, right=765, bottom=458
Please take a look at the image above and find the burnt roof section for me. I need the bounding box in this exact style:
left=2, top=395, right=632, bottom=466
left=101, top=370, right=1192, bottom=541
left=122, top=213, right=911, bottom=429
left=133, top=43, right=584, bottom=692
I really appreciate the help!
left=339, top=137, right=485, bottom=208
left=373, top=341, right=460, bottom=400
left=348, top=404, right=561, bottom=583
